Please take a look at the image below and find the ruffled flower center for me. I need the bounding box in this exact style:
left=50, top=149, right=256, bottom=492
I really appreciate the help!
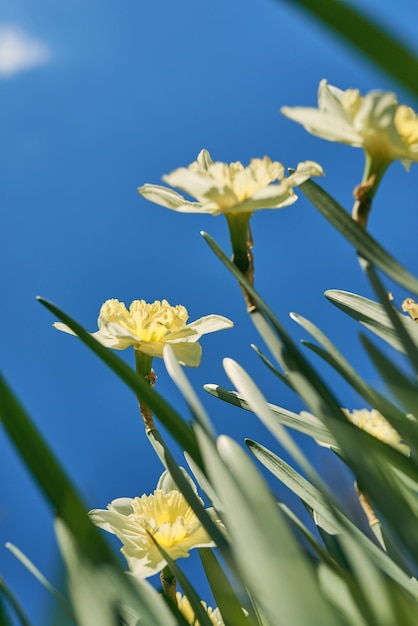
left=190, top=156, right=284, bottom=209
left=98, top=299, right=189, bottom=343
left=131, top=490, right=201, bottom=548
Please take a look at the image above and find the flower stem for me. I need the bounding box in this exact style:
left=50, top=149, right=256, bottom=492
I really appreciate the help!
left=225, top=213, right=257, bottom=312
left=135, top=351, right=156, bottom=432
left=351, top=152, right=391, bottom=228
left=160, top=565, right=177, bottom=605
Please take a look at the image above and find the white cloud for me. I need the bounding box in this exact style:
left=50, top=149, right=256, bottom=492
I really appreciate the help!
left=0, top=25, right=50, bottom=77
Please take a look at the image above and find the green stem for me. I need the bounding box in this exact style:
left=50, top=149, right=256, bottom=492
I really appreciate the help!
left=160, top=565, right=177, bottom=605
left=225, top=213, right=257, bottom=311
left=134, top=351, right=156, bottom=432
left=351, top=152, right=391, bottom=228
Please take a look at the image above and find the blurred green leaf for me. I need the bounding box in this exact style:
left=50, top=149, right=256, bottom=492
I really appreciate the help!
left=56, top=520, right=176, bottom=626
left=0, top=578, right=31, bottom=626
left=277, top=0, right=418, bottom=97
left=149, top=542, right=214, bottom=626
left=360, top=334, right=418, bottom=420
left=246, top=439, right=418, bottom=598
left=163, top=345, right=215, bottom=438
left=5, top=543, right=73, bottom=620
left=364, top=263, right=418, bottom=372
left=0, top=374, right=117, bottom=567
left=199, top=549, right=252, bottom=626
left=325, top=290, right=418, bottom=354
left=298, top=180, right=418, bottom=295
left=196, top=426, right=342, bottom=625
left=37, top=297, right=200, bottom=462
left=147, top=429, right=230, bottom=553
left=318, top=565, right=368, bottom=626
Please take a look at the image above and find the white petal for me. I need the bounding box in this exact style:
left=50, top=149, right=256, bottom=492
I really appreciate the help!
left=138, top=184, right=204, bottom=213
left=185, top=315, right=234, bottom=341
left=156, top=468, right=200, bottom=496
left=224, top=189, right=297, bottom=213
left=287, top=160, right=325, bottom=186
left=53, top=322, right=77, bottom=337
left=125, top=550, right=166, bottom=579
left=53, top=322, right=127, bottom=349
left=163, top=168, right=225, bottom=206
left=197, top=149, right=214, bottom=170
left=281, top=106, right=362, bottom=144
left=108, top=498, right=134, bottom=516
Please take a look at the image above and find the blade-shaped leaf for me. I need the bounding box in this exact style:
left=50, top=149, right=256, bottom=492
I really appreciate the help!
left=364, top=263, right=418, bottom=372
left=246, top=439, right=418, bottom=598
left=199, top=549, right=252, bottom=626
left=360, top=334, right=418, bottom=420
left=298, top=180, right=418, bottom=294
left=6, top=543, right=73, bottom=620
left=204, top=383, right=336, bottom=446
left=0, top=578, right=31, bottom=626
left=56, top=520, right=177, bottom=626
left=325, top=290, right=418, bottom=354
left=276, top=0, right=418, bottom=97
left=149, top=540, right=215, bottom=626
left=196, top=425, right=342, bottom=625
left=0, top=374, right=117, bottom=566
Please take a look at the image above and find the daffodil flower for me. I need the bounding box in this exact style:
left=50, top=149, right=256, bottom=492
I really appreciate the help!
left=89, top=470, right=216, bottom=579
left=281, top=79, right=418, bottom=168
left=138, top=150, right=323, bottom=217
left=281, top=80, right=418, bottom=226
left=138, top=151, right=323, bottom=303
left=176, top=592, right=225, bottom=626
left=54, top=298, right=233, bottom=368
left=402, top=298, right=418, bottom=322
left=343, top=408, right=409, bottom=455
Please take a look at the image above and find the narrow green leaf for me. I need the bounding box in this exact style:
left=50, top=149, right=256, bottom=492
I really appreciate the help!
left=246, top=439, right=339, bottom=535
left=246, top=439, right=418, bottom=597
left=37, top=297, right=199, bottom=461
left=163, top=345, right=216, bottom=438
left=196, top=426, right=342, bottom=625
left=5, top=543, right=73, bottom=620
left=364, top=263, right=418, bottom=372
left=149, top=542, right=214, bottom=626
left=204, top=383, right=336, bottom=445
left=147, top=429, right=230, bottom=553
left=277, top=502, right=338, bottom=568
left=298, top=179, right=418, bottom=294
left=198, top=549, right=252, bottom=626
left=0, top=374, right=117, bottom=567
left=290, top=310, right=418, bottom=473
left=0, top=578, right=31, bottom=626
left=56, top=520, right=176, bottom=626
left=318, top=565, right=368, bottom=626
left=360, top=334, right=418, bottom=421
left=325, top=290, right=418, bottom=354
left=276, top=0, right=418, bottom=97
left=251, top=343, right=292, bottom=389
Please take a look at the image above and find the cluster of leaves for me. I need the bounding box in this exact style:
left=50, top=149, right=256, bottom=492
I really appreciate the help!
left=1, top=1, right=418, bottom=625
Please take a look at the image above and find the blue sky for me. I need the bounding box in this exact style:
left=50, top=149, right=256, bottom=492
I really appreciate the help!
left=1, top=1, right=418, bottom=623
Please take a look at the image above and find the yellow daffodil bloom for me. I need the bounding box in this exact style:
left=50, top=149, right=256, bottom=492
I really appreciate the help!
left=402, top=298, right=418, bottom=322
left=281, top=79, right=418, bottom=169
left=54, top=298, right=233, bottom=367
left=343, top=408, right=409, bottom=454
left=89, top=470, right=215, bottom=579
left=176, top=592, right=225, bottom=626
left=138, top=149, right=323, bottom=216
